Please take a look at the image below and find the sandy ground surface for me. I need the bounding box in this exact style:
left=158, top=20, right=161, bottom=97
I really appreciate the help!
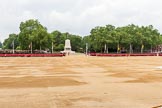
left=0, top=55, right=162, bottom=108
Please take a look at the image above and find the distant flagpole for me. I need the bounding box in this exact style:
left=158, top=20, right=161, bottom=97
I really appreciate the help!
left=52, top=42, right=53, bottom=53
left=31, top=42, right=32, bottom=54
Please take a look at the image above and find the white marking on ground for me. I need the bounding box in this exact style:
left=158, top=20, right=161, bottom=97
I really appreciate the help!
left=156, top=66, right=162, bottom=69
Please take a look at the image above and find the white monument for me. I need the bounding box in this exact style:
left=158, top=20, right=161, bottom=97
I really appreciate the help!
left=61, top=39, right=75, bottom=54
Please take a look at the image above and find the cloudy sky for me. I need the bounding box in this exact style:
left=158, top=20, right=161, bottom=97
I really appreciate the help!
left=0, top=0, right=162, bottom=42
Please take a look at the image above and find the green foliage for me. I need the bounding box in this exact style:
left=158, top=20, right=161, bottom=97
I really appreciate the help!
left=55, top=44, right=64, bottom=51
left=82, top=36, right=91, bottom=52
left=50, top=31, right=82, bottom=52
left=50, top=31, right=66, bottom=51
left=69, top=35, right=82, bottom=52
left=19, top=19, right=50, bottom=50
left=88, top=24, right=162, bottom=53
left=2, top=19, right=162, bottom=53
left=16, top=46, right=21, bottom=50
left=0, top=41, right=2, bottom=48
left=3, top=34, right=19, bottom=49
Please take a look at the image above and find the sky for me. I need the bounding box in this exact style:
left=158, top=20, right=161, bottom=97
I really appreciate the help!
left=0, top=0, right=162, bottom=42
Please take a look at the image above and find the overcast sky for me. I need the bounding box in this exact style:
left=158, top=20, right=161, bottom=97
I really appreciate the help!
left=0, top=0, right=162, bottom=42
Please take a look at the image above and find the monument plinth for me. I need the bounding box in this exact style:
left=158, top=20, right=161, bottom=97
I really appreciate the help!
left=64, top=39, right=71, bottom=51
left=61, top=39, right=75, bottom=54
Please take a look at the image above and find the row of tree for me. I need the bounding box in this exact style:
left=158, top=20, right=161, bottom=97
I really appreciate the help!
left=2, top=19, right=162, bottom=53
left=83, top=24, right=162, bottom=53
left=2, top=19, right=82, bottom=52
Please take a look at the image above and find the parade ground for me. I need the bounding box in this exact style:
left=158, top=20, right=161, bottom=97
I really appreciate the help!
left=0, top=55, right=162, bottom=108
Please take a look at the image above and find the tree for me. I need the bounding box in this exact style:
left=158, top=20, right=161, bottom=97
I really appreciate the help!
left=50, top=30, right=64, bottom=51
left=88, top=24, right=162, bottom=53
left=3, top=34, right=19, bottom=49
left=69, top=35, right=82, bottom=52
left=90, top=27, right=100, bottom=52
left=82, top=36, right=91, bottom=53
left=19, top=19, right=50, bottom=51
left=50, top=31, right=66, bottom=51
left=0, top=41, right=2, bottom=48
left=2, top=20, right=162, bottom=54
left=99, top=25, right=116, bottom=53
left=90, top=26, right=108, bottom=52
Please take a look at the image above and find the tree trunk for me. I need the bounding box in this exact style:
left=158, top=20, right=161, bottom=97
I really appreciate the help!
left=31, top=42, right=32, bottom=54
left=141, top=44, right=144, bottom=53
left=151, top=44, right=152, bottom=53
left=86, top=43, right=88, bottom=55
left=52, top=42, right=54, bottom=53
left=40, top=46, right=41, bottom=51
left=117, top=43, right=120, bottom=53
left=100, top=44, right=103, bottom=53
left=129, top=43, right=132, bottom=54
left=104, top=44, right=106, bottom=53
left=107, top=45, right=109, bottom=53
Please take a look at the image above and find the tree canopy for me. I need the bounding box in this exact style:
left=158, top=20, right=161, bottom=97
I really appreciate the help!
left=86, top=24, right=162, bottom=53
left=0, top=41, right=2, bottom=48
left=2, top=19, right=162, bottom=53
left=18, top=19, right=50, bottom=50
left=3, top=34, right=19, bottom=49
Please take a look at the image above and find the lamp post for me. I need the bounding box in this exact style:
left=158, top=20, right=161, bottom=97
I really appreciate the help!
left=86, top=43, right=88, bottom=55
left=52, top=42, right=53, bottom=53
left=31, top=42, right=32, bottom=54
left=12, top=40, right=15, bottom=54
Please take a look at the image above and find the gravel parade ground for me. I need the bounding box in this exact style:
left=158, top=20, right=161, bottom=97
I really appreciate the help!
left=0, top=55, right=162, bottom=108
